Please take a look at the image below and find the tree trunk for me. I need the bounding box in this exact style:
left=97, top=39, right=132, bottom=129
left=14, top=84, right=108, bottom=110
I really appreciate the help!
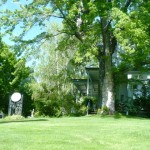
left=101, top=17, right=115, bottom=114
left=102, top=54, right=115, bottom=114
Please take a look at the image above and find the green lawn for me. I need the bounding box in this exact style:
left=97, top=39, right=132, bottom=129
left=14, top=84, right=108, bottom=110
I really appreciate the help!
left=0, top=116, right=150, bottom=150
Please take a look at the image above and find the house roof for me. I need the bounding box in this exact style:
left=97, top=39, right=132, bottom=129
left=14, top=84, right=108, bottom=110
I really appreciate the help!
left=127, top=71, right=150, bottom=80
left=72, top=79, right=87, bottom=95
left=72, top=67, right=99, bottom=97
left=85, top=67, right=99, bottom=82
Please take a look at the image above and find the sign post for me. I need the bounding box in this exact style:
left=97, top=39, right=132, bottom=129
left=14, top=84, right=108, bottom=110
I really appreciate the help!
left=8, top=92, right=23, bottom=116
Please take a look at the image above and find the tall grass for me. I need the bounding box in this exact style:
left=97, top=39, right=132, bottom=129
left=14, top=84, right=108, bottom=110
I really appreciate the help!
left=0, top=116, right=150, bottom=150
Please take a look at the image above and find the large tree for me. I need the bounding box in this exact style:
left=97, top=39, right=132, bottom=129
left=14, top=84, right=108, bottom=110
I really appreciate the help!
left=0, top=39, right=33, bottom=115
left=29, top=33, right=76, bottom=115
left=0, top=39, right=16, bottom=112
left=0, top=0, right=150, bottom=114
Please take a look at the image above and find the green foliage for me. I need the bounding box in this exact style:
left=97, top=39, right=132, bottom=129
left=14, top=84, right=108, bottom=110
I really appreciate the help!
left=0, top=1, right=149, bottom=67
left=79, top=96, right=96, bottom=106
left=101, top=105, right=110, bottom=116
left=34, top=100, right=60, bottom=117
left=115, top=81, right=150, bottom=117
left=74, top=96, right=97, bottom=116
left=112, top=3, right=150, bottom=70
left=115, top=98, right=138, bottom=116
left=114, top=112, right=123, bottom=119
left=78, top=105, right=87, bottom=116
left=28, top=32, right=79, bottom=117
left=0, top=40, right=17, bottom=112
left=1, top=0, right=150, bottom=115
left=0, top=39, right=33, bottom=115
left=33, top=93, right=76, bottom=117
left=133, top=83, right=150, bottom=117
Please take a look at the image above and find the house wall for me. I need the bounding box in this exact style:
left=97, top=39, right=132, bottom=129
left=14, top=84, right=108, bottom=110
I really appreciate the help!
left=116, top=83, right=128, bottom=101
left=127, top=71, right=150, bottom=100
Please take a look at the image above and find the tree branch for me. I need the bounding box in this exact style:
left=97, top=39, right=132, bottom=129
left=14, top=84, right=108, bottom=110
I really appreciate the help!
left=125, top=0, right=132, bottom=8
left=55, top=3, right=83, bottom=42
left=122, top=0, right=132, bottom=12
left=45, top=14, right=64, bottom=19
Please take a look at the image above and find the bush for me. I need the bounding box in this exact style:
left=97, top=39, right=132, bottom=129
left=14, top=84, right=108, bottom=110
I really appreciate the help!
left=133, top=96, right=150, bottom=117
left=33, top=92, right=76, bottom=117
left=101, top=105, right=110, bottom=116
left=115, top=99, right=127, bottom=113
left=97, top=108, right=101, bottom=115
left=78, top=96, right=97, bottom=114
left=4, top=115, right=25, bottom=121
left=79, top=106, right=88, bottom=115
left=114, top=112, right=123, bottom=118
left=34, top=100, right=61, bottom=117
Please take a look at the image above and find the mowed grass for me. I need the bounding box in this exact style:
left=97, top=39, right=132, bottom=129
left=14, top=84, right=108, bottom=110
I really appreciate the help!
left=0, top=116, right=150, bottom=150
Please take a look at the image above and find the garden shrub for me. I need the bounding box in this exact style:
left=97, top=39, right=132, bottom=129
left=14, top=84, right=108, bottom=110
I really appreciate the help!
left=34, top=100, right=61, bottom=117
left=115, top=98, right=139, bottom=116
left=101, top=105, right=110, bottom=116
left=34, top=93, right=76, bottom=117
left=4, top=115, right=25, bottom=121
left=133, top=96, right=150, bottom=117
left=79, top=96, right=97, bottom=114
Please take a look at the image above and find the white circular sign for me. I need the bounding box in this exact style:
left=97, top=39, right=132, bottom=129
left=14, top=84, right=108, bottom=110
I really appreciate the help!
left=11, top=92, right=21, bottom=102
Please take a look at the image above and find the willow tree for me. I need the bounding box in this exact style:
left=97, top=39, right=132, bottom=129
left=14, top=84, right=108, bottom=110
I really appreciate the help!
left=0, top=0, right=150, bottom=114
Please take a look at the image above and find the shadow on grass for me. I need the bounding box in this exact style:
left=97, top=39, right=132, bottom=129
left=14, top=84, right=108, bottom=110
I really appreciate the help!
left=99, top=113, right=150, bottom=120
left=0, top=118, right=49, bottom=124
left=125, top=115, right=150, bottom=120
left=113, top=114, right=150, bottom=120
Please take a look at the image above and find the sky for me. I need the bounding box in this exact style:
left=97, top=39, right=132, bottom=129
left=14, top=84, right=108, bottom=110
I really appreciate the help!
left=1, top=0, right=42, bottom=45
left=0, top=0, right=62, bottom=67
left=0, top=0, right=62, bottom=46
